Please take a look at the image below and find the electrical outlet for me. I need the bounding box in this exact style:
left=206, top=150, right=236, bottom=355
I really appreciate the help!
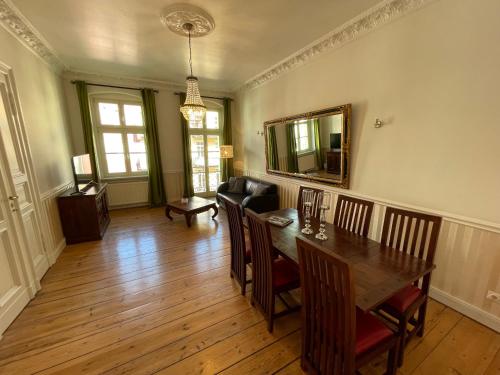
left=486, top=290, right=500, bottom=303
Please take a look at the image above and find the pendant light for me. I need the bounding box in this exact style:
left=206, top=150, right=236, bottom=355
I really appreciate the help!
left=180, top=23, right=206, bottom=125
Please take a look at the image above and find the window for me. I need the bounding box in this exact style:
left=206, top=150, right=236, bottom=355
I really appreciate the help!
left=92, top=97, right=148, bottom=178
left=188, top=105, right=223, bottom=195
left=294, top=120, right=314, bottom=154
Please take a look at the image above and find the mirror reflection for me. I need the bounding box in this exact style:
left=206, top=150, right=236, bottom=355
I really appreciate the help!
left=265, top=105, right=350, bottom=188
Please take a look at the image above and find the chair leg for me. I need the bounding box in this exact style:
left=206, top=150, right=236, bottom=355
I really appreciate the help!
left=241, top=278, right=246, bottom=296
left=417, top=301, right=428, bottom=338
left=397, top=316, right=408, bottom=367
left=386, top=342, right=398, bottom=375
left=267, top=295, right=275, bottom=333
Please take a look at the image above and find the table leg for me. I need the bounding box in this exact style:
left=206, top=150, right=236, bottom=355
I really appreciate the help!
left=165, top=206, right=173, bottom=221
left=211, top=204, right=219, bottom=219
left=185, top=213, right=193, bottom=227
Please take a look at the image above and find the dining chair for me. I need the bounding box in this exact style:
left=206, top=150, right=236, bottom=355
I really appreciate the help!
left=296, top=237, right=398, bottom=375
left=245, top=208, right=300, bottom=332
left=333, top=194, right=374, bottom=237
left=297, top=186, right=324, bottom=219
left=377, top=206, right=442, bottom=366
left=222, top=197, right=252, bottom=296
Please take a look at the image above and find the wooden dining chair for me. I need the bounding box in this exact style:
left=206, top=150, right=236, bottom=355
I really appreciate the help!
left=333, top=194, right=374, bottom=237
left=222, top=197, right=252, bottom=296
left=377, top=206, right=442, bottom=366
left=297, top=186, right=324, bottom=219
left=245, top=208, right=300, bottom=332
left=297, top=237, right=398, bottom=375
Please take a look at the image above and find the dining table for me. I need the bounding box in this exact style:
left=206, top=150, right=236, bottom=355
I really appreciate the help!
left=259, top=208, right=435, bottom=312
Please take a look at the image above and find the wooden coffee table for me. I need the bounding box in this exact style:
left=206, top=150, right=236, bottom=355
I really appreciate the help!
left=165, top=196, right=218, bottom=227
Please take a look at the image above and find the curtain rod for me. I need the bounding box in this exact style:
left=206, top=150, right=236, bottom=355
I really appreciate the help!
left=174, top=92, right=233, bottom=101
left=70, top=81, right=159, bottom=93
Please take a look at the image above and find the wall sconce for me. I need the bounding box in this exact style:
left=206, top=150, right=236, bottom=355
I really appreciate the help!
left=374, top=118, right=383, bottom=128
left=256, top=130, right=264, bottom=136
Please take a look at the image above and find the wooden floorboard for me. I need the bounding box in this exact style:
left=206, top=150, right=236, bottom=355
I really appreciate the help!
left=0, top=207, right=498, bottom=375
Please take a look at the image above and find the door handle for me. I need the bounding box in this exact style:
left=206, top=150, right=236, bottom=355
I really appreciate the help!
left=8, top=195, right=19, bottom=200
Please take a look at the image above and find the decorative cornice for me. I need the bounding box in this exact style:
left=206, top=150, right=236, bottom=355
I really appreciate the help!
left=0, top=0, right=65, bottom=71
left=243, top=0, right=435, bottom=90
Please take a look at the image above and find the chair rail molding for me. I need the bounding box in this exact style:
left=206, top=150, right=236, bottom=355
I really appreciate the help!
left=0, top=0, right=66, bottom=71
left=242, top=0, right=436, bottom=91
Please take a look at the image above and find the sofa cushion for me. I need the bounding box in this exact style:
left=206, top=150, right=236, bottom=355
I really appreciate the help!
left=227, top=177, right=246, bottom=194
left=251, top=184, right=268, bottom=196
left=217, top=192, right=246, bottom=206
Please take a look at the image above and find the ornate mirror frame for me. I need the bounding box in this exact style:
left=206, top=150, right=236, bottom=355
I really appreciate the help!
left=264, top=104, right=351, bottom=189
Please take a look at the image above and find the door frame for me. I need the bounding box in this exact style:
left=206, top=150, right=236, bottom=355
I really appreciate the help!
left=0, top=61, right=50, bottom=295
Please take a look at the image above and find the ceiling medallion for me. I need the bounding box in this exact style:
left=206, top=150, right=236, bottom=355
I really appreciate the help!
left=160, top=4, right=215, bottom=37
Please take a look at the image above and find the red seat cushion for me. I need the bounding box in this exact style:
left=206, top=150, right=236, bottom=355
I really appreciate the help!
left=272, top=258, right=300, bottom=289
left=356, top=309, right=393, bottom=356
left=385, top=285, right=422, bottom=313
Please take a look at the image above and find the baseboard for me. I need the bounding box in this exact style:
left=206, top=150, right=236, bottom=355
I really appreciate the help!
left=48, top=238, right=66, bottom=265
left=109, top=202, right=149, bottom=210
left=429, top=287, right=500, bottom=332
left=0, top=287, right=30, bottom=335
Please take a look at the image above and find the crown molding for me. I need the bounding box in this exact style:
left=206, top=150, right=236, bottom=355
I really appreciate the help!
left=64, top=70, right=234, bottom=98
left=0, top=0, right=66, bottom=72
left=242, top=0, right=436, bottom=91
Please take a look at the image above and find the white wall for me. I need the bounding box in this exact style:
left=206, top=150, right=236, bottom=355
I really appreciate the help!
left=234, top=0, right=500, bottom=329
left=63, top=72, right=232, bottom=206
left=0, top=26, right=73, bottom=261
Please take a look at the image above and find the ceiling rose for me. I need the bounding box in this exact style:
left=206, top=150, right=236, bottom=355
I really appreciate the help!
left=160, top=4, right=215, bottom=37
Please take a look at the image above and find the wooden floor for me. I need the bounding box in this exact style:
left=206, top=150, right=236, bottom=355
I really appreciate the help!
left=0, top=207, right=498, bottom=375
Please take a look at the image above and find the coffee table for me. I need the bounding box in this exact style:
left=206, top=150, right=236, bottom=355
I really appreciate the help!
left=165, top=196, right=218, bottom=227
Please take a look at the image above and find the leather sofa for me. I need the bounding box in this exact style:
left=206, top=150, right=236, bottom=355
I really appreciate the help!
left=216, top=176, right=279, bottom=214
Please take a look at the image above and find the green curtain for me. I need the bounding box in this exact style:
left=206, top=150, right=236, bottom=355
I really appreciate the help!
left=75, top=81, right=99, bottom=181
left=285, top=123, right=299, bottom=173
left=313, top=119, right=323, bottom=170
left=268, top=126, right=279, bottom=170
left=180, top=94, right=194, bottom=197
left=221, top=98, right=234, bottom=181
left=141, top=89, right=166, bottom=207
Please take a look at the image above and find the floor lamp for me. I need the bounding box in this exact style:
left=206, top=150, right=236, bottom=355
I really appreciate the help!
left=219, top=145, right=233, bottom=182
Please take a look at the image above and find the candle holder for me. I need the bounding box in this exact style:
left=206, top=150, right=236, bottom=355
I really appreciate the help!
left=301, top=189, right=314, bottom=235
left=315, top=192, right=331, bottom=240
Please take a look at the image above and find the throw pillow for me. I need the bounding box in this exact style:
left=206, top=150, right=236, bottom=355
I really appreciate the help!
left=227, top=177, right=246, bottom=194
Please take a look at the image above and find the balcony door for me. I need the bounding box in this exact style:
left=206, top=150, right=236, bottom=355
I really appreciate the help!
left=189, top=104, right=223, bottom=196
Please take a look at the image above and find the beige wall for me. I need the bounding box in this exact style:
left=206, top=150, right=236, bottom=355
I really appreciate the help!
left=0, top=28, right=73, bottom=194
left=234, top=0, right=500, bottom=329
left=235, top=0, right=500, bottom=224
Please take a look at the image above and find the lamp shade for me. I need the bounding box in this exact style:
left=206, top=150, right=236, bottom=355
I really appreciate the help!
left=180, top=76, right=206, bottom=124
left=219, top=145, right=234, bottom=159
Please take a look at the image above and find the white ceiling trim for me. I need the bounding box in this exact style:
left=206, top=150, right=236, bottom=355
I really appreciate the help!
left=242, top=0, right=436, bottom=91
left=0, top=0, right=66, bottom=71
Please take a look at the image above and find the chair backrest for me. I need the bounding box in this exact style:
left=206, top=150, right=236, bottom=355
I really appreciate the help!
left=297, top=186, right=324, bottom=219
left=381, top=207, right=442, bottom=265
left=334, top=195, right=374, bottom=237
left=223, top=197, right=247, bottom=284
left=297, top=237, right=356, bottom=375
left=245, top=209, right=274, bottom=316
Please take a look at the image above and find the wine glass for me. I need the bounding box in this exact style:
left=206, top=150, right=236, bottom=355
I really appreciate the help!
left=315, top=192, right=331, bottom=240
left=301, top=189, right=314, bottom=234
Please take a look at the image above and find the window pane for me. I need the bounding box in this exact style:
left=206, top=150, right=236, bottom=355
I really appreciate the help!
left=124, top=104, right=143, bottom=126
left=300, top=137, right=309, bottom=151
left=127, top=133, right=146, bottom=153
left=130, top=153, right=148, bottom=172
left=208, top=172, right=220, bottom=192
left=206, top=111, right=219, bottom=129
left=299, top=123, right=308, bottom=137
left=207, top=135, right=220, bottom=167
left=103, top=133, right=124, bottom=153
left=190, top=135, right=205, bottom=168
left=106, top=154, right=126, bottom=173
left=189, top=118, right=203, bottom=129
left=192, top=171, right=206, bottom=193
left=98, top=103, right=120, bottom=126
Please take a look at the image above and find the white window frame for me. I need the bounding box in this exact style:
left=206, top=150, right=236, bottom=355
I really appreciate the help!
left=187, top=101, right=224, bottom=196
left=90, top=94, right=148, bottom=180
left=295, top=119, right=314, bottom=155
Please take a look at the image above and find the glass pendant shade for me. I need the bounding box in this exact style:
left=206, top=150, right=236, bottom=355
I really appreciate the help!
left=180, top=76, right=206, bottom=124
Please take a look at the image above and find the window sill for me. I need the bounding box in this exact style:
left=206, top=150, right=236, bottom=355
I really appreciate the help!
left=100, top=176, right=148, bottom=184
left=297, top=150, right=315, bottom=157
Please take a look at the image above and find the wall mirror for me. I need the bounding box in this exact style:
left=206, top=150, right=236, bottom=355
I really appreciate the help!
left=264, top=104, right=351, bottom=188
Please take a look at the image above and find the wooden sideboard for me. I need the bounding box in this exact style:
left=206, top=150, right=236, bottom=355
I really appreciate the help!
left=326, top=150, right=341, bottom=174
left=57, top=183, right=110, bottom=244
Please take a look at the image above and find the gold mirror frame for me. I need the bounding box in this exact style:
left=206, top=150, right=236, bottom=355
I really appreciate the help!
left=264, top=104, right=351, bottom=189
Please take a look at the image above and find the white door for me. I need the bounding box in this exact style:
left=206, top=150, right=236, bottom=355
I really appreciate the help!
left=0, top=71, right=49, bottom=282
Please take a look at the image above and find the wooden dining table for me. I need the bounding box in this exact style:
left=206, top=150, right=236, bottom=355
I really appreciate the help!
left=259, top=208, right=435, bottom=312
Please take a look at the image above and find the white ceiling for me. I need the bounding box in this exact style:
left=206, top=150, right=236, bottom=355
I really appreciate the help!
left=11, top=0, right=382, bottom=91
